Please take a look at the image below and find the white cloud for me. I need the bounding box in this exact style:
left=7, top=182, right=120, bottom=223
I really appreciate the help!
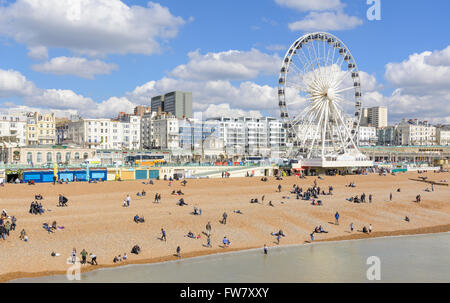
left=359, top=71, right=382, bottom=93
left=275, top=0, right=343, bottom=12
left=32, top=56, right=118, bottom=79
left=27, top=46, right=49, bottom=60
left=26, top=88, right=95, bottom=110
left=4, top=105, right=78, bottom=119
left=0, top=0, right=185, bottom=57
left=382, top=46, right=450, bottom=123
left=203, top=104, right=262, bottom=119
left=85, top=96, right=135, bottom=118
left=170, top=49, right=281, bottom=81
left=0, top=69, right=36, bottom=97
left=385, top=48, right=450, bottom=95
left=425, top=46, right=450, bottom=66
left=288, top=11, right=363, bottom=32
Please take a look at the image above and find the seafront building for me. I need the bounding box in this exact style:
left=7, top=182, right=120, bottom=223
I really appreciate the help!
left=361, top=106, right=388, bottom=128
left=56, top=118, right=70, bottom=145
left=436, top=125, right=450, bottom=146
left=396, top=119, right=436, bottom=146
left=206, top=116, right=286, bottom=157
left=0, top=113, right=27, bottom=147
left=67, top=115, right=141, bottom=150
left=26, top=112, right=56, bottom=145
left=151, top=91, right=193, bottom=119
left=357, top=126, right=377, bottom=146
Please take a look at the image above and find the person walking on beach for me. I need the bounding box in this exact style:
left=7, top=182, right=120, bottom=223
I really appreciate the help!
left=222, top=212, right=227, bottom=225
left=335, top=212, right=340, bottom=225
left=206, top=221, right=212, bottom=235
left=223, top=236, right=230, bottom=248
left=369, top=224, right=372, bottom=233
left=176, top=246, right=181, bottom=258
left=161, top=228, right=167, bottom=242
left=389, top=193, right=392, bottom=201
left=277, top=184, right=282, bottom=192
left=126, top=195, right=131, bottom=207
left=80, top=249, right=88, bottom=265
left=19, top=229, right=26, bottom=240
left=369, top=194, right=372, bottom=203
left=310, top=232, right=314, bottom=242
left=263, top=244, right=268, bottom=255
left=71, top=248, right=77, bottom=264
left=206, top=234, right=211, bottom=247
left=350, top=222, right=354, bottom=232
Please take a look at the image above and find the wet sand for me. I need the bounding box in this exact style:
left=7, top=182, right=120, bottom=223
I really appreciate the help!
left=1, top=171, right=449, bottom=282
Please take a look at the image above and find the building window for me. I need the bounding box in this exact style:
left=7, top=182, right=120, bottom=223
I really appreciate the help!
left=27, top=152, right=32, bottom=163
left=65, top=152, right=71, bottom=162
left=37, top=152, right=42, bottom=163
left=75, top=152, right=80, bottom=160
left=46, top=152, right=52, bottom=163
left=56, top=152, right=62, bottom=162
left=83, top=152, right=88, bottom=160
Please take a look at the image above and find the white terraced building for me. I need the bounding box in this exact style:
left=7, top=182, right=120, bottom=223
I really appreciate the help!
left=358, top=126, right=377, bottom=146
left=207, top=117, right=286, bottom=157
left=0, top=113, right=27, bottom=146
left=396, top=119, right=436, bottom=146
left=436, top=125, right=450, bottom=146
left=68, top=116, right=141, bottom=150
left=141, top=113, right=180, bottom=150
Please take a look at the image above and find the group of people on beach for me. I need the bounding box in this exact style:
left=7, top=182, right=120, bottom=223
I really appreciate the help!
left=43, top=221, right=59, bottom=233
left=0, top=210, right=17, bottom=241
left=29, top=201, right=44, bottom=214
left=113, top=253, right=128, bottom=263
left=64, top=248, right=97, bottom=265
left=347, top=193, right=372, bottom=203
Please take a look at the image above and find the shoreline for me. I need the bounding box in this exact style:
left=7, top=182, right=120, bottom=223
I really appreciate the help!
left=5, top=223, right=450, bottom=283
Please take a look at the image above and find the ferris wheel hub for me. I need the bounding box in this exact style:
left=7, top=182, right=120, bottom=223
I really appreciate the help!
left=325, top=87, right=336, bottom=101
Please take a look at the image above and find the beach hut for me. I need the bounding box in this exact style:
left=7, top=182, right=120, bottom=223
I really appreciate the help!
left=135, top=169, right=148, bottom=180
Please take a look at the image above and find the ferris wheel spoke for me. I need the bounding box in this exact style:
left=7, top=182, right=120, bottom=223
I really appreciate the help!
left=285, top=81, right=309, bottom=93
left=289, top=61, right=306, bottom=79
left=298, top=46, right=313, bottom=71
left=299, top=102, right=323, bottom=144
left=334, top=68, right=354, bottom=88
left=334, top=86, right=355, bottom=94
left=326, top=115, right=340, bottom=153
left=329, top=108, right=348, bottom=153
left=307, top=105, right=326, bottom=158
left=321, top=102, right=330, bottom=157
left=293, top=52, right=309, bottom=75
left=305, top=43, right=323, bottom=86
left=330, top=101, right=358, bottom=150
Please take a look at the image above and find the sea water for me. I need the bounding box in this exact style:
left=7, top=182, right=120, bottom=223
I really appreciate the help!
left=12, top=232, right=450, bottom=283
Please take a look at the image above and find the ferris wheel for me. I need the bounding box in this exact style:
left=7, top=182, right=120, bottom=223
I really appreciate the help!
left=278, top=32, right=363, bottom=160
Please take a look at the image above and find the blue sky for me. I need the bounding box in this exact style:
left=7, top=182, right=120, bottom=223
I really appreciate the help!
left=0, top=0, right=449, bottom=123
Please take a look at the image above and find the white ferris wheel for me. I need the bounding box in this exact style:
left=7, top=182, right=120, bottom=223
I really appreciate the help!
left=278, top=32, right=363, bottom=160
